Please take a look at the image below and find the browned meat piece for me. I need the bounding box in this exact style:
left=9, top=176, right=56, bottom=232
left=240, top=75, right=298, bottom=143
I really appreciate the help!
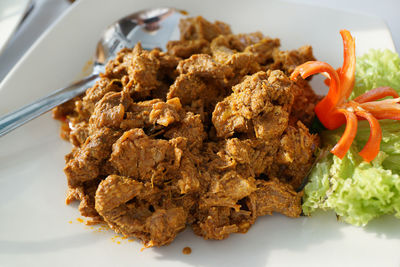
left=110, top=128, right=175, bottom=184
left=223, top=138, right=279, bottom=176
left=149, top=98, right=183, bottom=127
left=119, top=97, right=183, bottom=130
left=52, top=96, right=92, bottom=142
left=176, top=168, right=201, bottom=195
left=167, top=73, right=226, bottom=118
left=210, top=32, right=274, bottom=52
left=55, top=15, right=320, bottom=247
left=149, top=49, right=181, bottom=99
left=64, top=128, right=122, bottom=187
left=52, top=98, right=77, bottom=141
left=167, top=39, right=210, bottom=59
left=121, top=43, right=161, bottom=93
left=102, top=44, right=180, bottom=99
left=66, top=179, right=103, bottom=221
left=247, top=179, right=302, bottom=218
left=89, top=91, right=132, bottom=129
left=169, top=54, right=234, bottom=117
left=164, top=112, right=206, bottom=150
left=179, top=16, right=232, bottom=42
left=193, top=206, right=252, bottom=240
left=167, top=74, right=209, bottom=106
left=152, top=49, right=180, bottom=77
left=270, top=45, right=315, bottom=74
left=244, top=37, right=280, bottom=65
left=80, top=78, right=123, bottom=119
left=95, top=175, right=144, bottom=212
left=95, top=175, right=187, bottom=247
left=145, top=208, right=187, bottom=247
left=211, top=32, right=280, bottom=66
left=210, top=35, right=260, bottom=78
left=120, top=99, right=163, bottom=130
left=212, top=70, right=293, bottom=140
left=104, top=48, right=130, bottom=79
left=226, top=53, right=260, bottom=78
left=209, top=32, right=280, bottom=85
left=194, top=177, right=303, bottom=240
left=193, top=165, right=256, bottom=239
left=111, top=127, right=202, bottom=190
left=166, top=137, right=203, bottom=196
left=149, top=82, right=170, bottom=102
left=269, top=121, right=319, bottom=189
left=193, top=143, right=303, bottom=240
left=226, top=32, right=265, bottom=51
left=200, top=171, right=257, bottom=210
left=290, top=78, right=321, bottom=126
left=202, top=138, right=278, bottom=179
left=52, top=97, right=77, bottom=121
left=166, top=16, right=231, bottom=59
left=177, top=54, right=232, bottom=80
left=68, top=121, right=89, bottom=147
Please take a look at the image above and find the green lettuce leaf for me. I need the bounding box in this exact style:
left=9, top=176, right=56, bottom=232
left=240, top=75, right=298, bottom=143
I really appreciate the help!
left=303, top=49, right=400, bottom=226
left=351, top=49, right=400, bottom=98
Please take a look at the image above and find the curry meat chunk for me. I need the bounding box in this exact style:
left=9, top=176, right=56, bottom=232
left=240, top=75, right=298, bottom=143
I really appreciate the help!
left=212, top=70, right=293, bottom=140
left=167, top=54, right=233, bottom=118
left=268, top=121, right=319, bottom=189
left=290, top=78, right=321, bottom=127
left=53, top=15, right=320, bottom=247
left=167, top=16, right=232, bottom=58
left=109, top=128, right=176, bottom=184
left=247, top=179, right=302, bottom=218
left=64, top=128, right=122, bottom=188
left=270, top=45, right=315, bottom=75
left=95, top=175, right=187, bottom=247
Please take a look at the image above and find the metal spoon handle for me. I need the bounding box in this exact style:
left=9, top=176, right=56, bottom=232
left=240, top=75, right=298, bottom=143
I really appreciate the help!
left=0, top=73, right=99, bottom=137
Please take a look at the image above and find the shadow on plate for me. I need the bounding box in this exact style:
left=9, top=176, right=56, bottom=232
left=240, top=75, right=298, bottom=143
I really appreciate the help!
left=363, top=215, right=400, bottom=240
left=153, top=211, right=344, bottom=267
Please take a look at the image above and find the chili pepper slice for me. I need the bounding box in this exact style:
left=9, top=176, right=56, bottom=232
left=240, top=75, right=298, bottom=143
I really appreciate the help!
left=353, top=87, right=399, bottom=103
left=330, top=109, right=358, bottom=159
left=355, top=109, right=382, bottom=162
left=291, top=29, right=400, bottom=162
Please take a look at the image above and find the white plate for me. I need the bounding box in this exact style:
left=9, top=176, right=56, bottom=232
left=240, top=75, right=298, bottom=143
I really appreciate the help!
left=0, top=0, right=31, bottom=55
left=0, top=0, right=398, bottom=266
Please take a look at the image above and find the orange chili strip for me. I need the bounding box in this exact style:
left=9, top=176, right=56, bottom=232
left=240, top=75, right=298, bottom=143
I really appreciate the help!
left=353, top=87, right=399, bottom=103
left=291, top=61, right=344, bottom=130
left=355, top=109, right=382, bottom=162
left=330, top=109, right=358, bottom=159
left=337, top=30, right=356, bottom=103
left=359, top=98, right=400, bottom=120
left=290, top=61, right=341, bottom=93
left=292, top=29, right=400, bottom=162
left=324, top=67, right=342, bottom=86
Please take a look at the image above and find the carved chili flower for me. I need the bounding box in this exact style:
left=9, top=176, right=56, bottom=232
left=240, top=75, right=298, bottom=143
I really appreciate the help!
left=291, top=30, right=400, bottom=162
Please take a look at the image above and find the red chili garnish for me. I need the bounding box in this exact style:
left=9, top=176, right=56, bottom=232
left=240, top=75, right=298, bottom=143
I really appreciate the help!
left=290, top=30, right=400, bottom=162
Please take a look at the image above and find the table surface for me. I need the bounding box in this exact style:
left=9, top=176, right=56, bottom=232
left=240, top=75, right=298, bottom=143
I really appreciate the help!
left=0, top=0, right=399, bottom=83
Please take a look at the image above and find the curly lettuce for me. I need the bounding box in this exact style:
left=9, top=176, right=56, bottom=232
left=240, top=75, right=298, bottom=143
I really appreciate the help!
left=303, top=49, right=400, bottom=226
left=351, top=49, right=400, bottom=98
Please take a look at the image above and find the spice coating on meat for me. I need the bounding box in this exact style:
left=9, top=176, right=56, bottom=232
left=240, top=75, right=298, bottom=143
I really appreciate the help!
left=95, top=175, right=187, bottom=247
left=212, top=70, right=293, bottom=140
left=54, top=16, right=320, bottom=247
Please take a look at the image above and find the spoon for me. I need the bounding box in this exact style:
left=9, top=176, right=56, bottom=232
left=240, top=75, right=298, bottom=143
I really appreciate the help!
left=0, top=7, right=184, bottom=137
